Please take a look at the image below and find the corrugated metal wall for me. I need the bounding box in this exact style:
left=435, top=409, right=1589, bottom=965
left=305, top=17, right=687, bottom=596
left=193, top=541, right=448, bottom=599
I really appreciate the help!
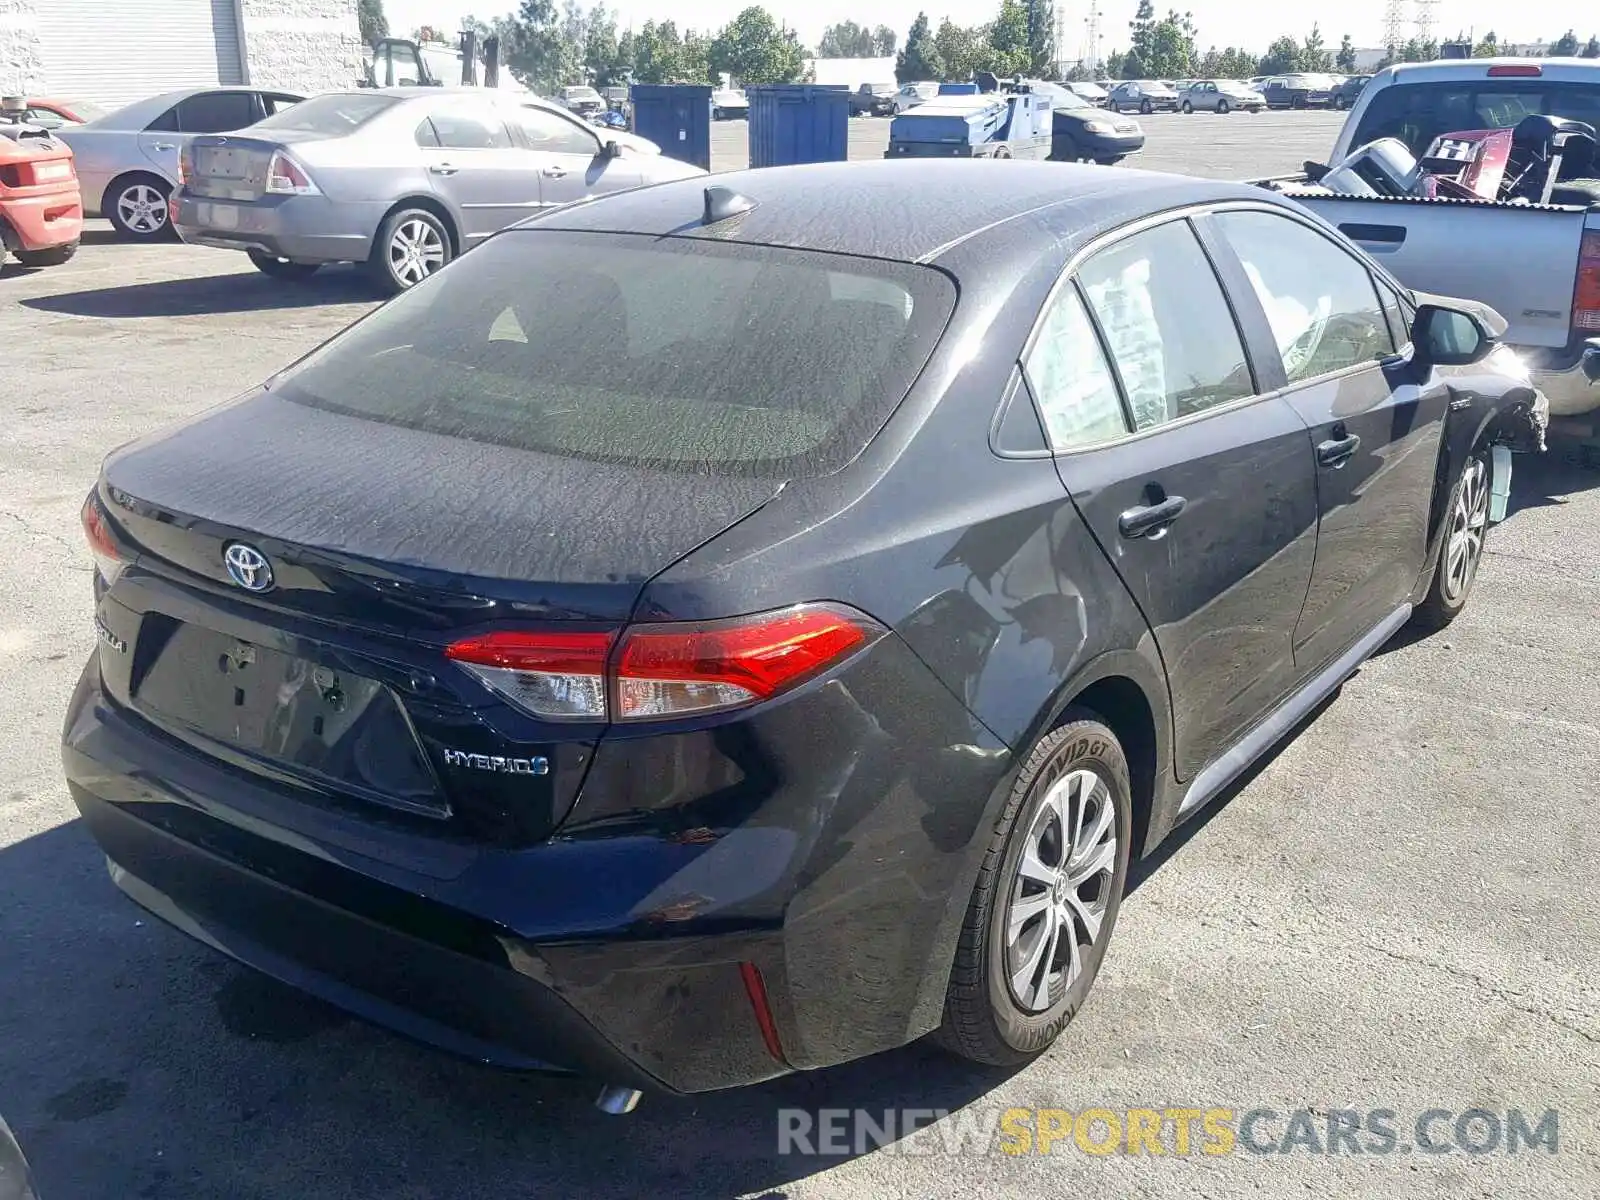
left=33, top=0, right=244, bottom=110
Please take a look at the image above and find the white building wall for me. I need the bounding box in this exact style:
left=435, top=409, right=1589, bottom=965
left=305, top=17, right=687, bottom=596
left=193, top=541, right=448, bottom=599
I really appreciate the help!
left=0, top=0, right=45, bottom=95
left=240, top=0, right=363, bottom=94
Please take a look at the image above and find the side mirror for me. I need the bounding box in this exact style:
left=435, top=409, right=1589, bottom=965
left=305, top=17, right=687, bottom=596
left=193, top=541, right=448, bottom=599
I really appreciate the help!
left=1412, top=301, right=1497, bottom=367
left=602, top=139, right=623, bottom=159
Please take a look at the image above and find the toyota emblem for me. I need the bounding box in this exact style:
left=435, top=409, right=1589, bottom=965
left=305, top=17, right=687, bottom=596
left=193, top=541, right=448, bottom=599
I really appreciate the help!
left=223, top=542, right=274, bottom=592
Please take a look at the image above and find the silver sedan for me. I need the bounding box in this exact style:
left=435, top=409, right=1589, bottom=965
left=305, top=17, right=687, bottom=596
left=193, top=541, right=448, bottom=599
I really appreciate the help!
left=172, top=88, right=706, bottom=293
left=56, top=86, right=303, bottom=240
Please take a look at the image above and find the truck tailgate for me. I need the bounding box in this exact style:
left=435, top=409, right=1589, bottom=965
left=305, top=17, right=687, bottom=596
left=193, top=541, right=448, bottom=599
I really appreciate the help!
left=1286, top=193, right=1589, bottom=350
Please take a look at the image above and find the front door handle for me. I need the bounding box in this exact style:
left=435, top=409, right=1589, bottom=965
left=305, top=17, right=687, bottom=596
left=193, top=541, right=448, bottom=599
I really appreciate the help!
left=151, top=141, right=176, bottom=151
left=428, top=163, right=458, bottom=176
left=1316, top=433, right=1361, bottom=468
left=542, top=166, right=567, bottom=178
left=1118, top=495, right=1188, bottom=540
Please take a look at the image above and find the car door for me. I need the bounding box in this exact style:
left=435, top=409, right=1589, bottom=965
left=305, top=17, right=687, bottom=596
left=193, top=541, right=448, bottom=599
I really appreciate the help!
left=509, top=104, right=631, bottom=208
left=141, top=90, right=260, bottom=179
left=1030, top=216, right=1320, bottom=781
left=416, top=99, right=539, bottom=242
left=1204, top=207, right=1452, bottom=672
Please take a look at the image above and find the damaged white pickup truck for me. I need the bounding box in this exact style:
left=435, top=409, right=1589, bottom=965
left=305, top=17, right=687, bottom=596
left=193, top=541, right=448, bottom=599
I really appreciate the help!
left=1254, top=58, right=1600, bottom=428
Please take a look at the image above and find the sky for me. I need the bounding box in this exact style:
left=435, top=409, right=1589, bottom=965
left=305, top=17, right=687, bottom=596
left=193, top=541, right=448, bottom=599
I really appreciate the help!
left=381, top=0, right=1592, bottom=58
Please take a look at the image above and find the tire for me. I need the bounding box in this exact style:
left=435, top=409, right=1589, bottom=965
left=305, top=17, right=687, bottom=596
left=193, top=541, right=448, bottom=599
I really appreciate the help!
left=1051, top=135, right=1079, bottom=162
left=1217, top=98, right=1230, bottom=115
left=992, top=146, right=1012, bottom=160
left=1181, top=100, right=1193, bottom=113
left=247, top=250, right=321, bottom=282
left=365, top=207, right=451, bottom=295
left=13, top=240, right=78, bottom=267
left=1414, top=450, right=1492, bottom=630
left=104, top=174, right=172, bottom=241
left=1140, top=99, right=1153, bottom=114
left=1333, top=95, right=1348, bottom=110
left=1095, top=156, right=1124, bottom=166
left=935, top=715, right=1133, bottom=1067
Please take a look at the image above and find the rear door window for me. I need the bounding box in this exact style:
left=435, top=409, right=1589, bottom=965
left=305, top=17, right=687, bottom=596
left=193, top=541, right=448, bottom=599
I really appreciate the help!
left=1215, top=210, right=1395, bottom=382
left=271, top=232, right=956, bottom=478
left=173, top=91, right=258, bottom=133
left=1077, top=220, right=1256, bottom=429
left=1024, top=287, right=1129, bottom=450
left=428, top=105, right=513, bottom=149
left=515, top=107, right=598, bottom=156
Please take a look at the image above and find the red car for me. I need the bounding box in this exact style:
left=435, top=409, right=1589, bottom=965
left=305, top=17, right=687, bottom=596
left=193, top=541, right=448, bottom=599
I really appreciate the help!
left=18, top=96, right=107, bottom=129
left=0, top=120, right=84, bottom=268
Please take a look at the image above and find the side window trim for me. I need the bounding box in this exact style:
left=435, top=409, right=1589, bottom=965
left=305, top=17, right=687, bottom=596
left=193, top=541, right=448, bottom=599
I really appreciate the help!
left=1196, top=202, right=1401, bottom=389
left=1013, top=207, right=1286, bottom=457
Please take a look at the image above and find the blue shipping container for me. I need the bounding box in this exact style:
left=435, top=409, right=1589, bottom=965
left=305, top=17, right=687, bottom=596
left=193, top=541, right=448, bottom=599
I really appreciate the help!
left=746, top=84, right=850, bottom=168
left=629, top=84, right=712, bottom=172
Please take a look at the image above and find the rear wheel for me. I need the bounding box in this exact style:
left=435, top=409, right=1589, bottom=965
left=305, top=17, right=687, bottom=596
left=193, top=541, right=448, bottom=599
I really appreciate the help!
left=366, top=207, right=451, bottom=295
left=247, top=250, right=320, bottom=282
left=105, top=175, right=172, bottom=241
left=1140, top=99, right=1153, bottom=114
left=1052, top=135, right=1079, bottom=162
left=936, top=716, right=1132, bottom=1066
left=1415, top=451, right=1491, bottom=630
left=1095, top=156, right=1124, bottom=166
left=13, top=240, right=78, bottom=267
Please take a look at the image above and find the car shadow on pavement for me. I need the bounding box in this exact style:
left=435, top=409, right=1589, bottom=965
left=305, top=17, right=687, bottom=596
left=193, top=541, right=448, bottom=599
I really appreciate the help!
left=20, top=268, right=379, bottom=318
left=0, top=817, right=1015, bottom=1199
left=1508, top=439, right=1600, bottom=515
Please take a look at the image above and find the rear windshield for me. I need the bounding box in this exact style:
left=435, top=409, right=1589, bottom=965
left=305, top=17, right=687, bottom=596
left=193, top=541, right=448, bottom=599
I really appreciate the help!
left=253, top=92, right=399, bottom=134
left=1352, top=79, right=1600, bottom=156
left=272, top=232, right=956, bottom=478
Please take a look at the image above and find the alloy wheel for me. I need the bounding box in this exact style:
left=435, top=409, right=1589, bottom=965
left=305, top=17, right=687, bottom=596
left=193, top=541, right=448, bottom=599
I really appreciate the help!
left=1442, top=457, right=1490, bottom=603
left=387, top=218, right=446, bottom=287
left=1005, top=768, right=1118, bottom=1013
left=116, top=184, right=168, bottom=234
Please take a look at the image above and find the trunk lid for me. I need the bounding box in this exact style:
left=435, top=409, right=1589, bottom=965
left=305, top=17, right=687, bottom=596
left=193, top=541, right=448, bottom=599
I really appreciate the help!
left=184, top=131, right=325, bottom=201
left=95, top=390, right=781, bottom=844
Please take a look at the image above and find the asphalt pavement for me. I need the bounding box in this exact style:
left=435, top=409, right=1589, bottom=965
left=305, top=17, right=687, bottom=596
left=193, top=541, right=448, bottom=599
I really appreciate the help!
left=1, top=109, right=1596, bottom=1199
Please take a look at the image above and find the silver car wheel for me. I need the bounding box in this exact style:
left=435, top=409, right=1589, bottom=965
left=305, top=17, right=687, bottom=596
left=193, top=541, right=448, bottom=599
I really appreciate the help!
left=1005, top=767, right=1117, bottom=1013
left=117, top=183, right=168, bottom=233
left=387, top=218, right=446, bottom=287
left=1442, top=457, right=1489, bottom=603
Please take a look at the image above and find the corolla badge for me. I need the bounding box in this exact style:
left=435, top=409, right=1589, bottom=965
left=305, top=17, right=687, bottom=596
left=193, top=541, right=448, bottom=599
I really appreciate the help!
left=223, top=542, right=274, bottom=592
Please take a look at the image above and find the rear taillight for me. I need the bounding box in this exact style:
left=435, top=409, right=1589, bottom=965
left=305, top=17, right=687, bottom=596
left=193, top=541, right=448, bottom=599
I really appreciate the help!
left=1572, top=230, right=1600, bottom=331
left=444, top=603, right=884, bottom=723
left=1487, top=64, right=1542, bottom=77
left=80, top=494, right=125, bottom=585
left=265, top=151, right=319, bottom=195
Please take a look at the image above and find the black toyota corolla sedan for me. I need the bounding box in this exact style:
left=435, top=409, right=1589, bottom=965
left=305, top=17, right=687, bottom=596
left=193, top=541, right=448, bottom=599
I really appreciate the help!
left=64, top=161, right=1546, bottom=1108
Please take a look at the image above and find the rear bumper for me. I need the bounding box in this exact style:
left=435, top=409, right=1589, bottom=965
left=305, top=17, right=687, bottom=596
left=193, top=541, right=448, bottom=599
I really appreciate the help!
left=172, top=192, right=385, bottom=264
left=0, top=186, right=83, bottom=251
left=1068, top=131, right=1145, bottom=159
left=62, top=628, right=1012, bottom=1091
left=1522, top=347, right=1600, bottom=417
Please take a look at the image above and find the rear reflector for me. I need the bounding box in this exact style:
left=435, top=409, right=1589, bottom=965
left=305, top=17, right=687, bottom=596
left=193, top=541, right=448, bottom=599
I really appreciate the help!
left=738, top=962, right=786, bottom=1062
left=1573, top=230, right=1600, bottom=331
left=1487, top=64, right=1542, bottom=77
left=80, top=494, right=125, bottom=585
left=444, top=603, right=884, bottom=723
left=265, top=151, right=319, bottom=195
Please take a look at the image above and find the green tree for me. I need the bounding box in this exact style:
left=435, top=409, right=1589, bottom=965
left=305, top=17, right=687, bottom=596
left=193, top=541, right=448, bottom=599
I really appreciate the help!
left=934, top=18, right=983, bottom=79
left=1258, top=35, right=1300, bottom=74
left=1472, top=30, right=1499, bottom=57
left=818, top=21, right=873, bottom=57
left=1119, top=48, right=1145, bottom=78
left=897, top=13, right=943, bottom=81
left=357, top=0, right=388, bottom=45
left=1100, top=49, right=1126, bottom=78
left=872, top=25, right=897, bottom=56
left=709, top=7, right=806, bottom=84
left=1128, top=0, right=1157, bottom=68
left=987, top=0, right=1032, bottom=77
left=1551, top=30, right=1580, bottom=56
left=584, top=4, right=628, bottom=86
left=1145, top=11, right=1196, bottom=77
left=1335, top=32, right=1356, bottom=71
left=1302, top=23, right=1330, bottom=71
left=1025, top=0, right=1054, bottom=75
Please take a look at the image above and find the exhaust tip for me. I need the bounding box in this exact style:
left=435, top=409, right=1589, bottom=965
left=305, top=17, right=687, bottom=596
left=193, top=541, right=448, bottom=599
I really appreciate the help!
left=594, top=1085, right=642, bottom=1115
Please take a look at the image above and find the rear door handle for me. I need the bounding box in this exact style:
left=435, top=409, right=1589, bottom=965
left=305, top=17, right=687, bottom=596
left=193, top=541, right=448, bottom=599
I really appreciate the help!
left=1317, top=433, right=1361, bottom=468
left=542, top=166, right=567, bottom=178
left=1118, top=495, right=1187, bottom=540
left=151, top=141, right=176, bottom=151
left=428, top=163, right=458, bottom=176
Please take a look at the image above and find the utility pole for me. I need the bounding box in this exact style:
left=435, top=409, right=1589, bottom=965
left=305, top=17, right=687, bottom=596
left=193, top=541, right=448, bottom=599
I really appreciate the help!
left=1382, top=0, right=1408, bottom=55
left=1414, top=0, right=1439, bottom=45
left=1083, top=0, right=1102, bottom=73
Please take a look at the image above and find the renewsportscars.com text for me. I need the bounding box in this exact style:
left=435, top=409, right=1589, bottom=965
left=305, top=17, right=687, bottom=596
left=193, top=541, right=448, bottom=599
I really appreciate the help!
left=776, top=1106, right=1560, bottom=1158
